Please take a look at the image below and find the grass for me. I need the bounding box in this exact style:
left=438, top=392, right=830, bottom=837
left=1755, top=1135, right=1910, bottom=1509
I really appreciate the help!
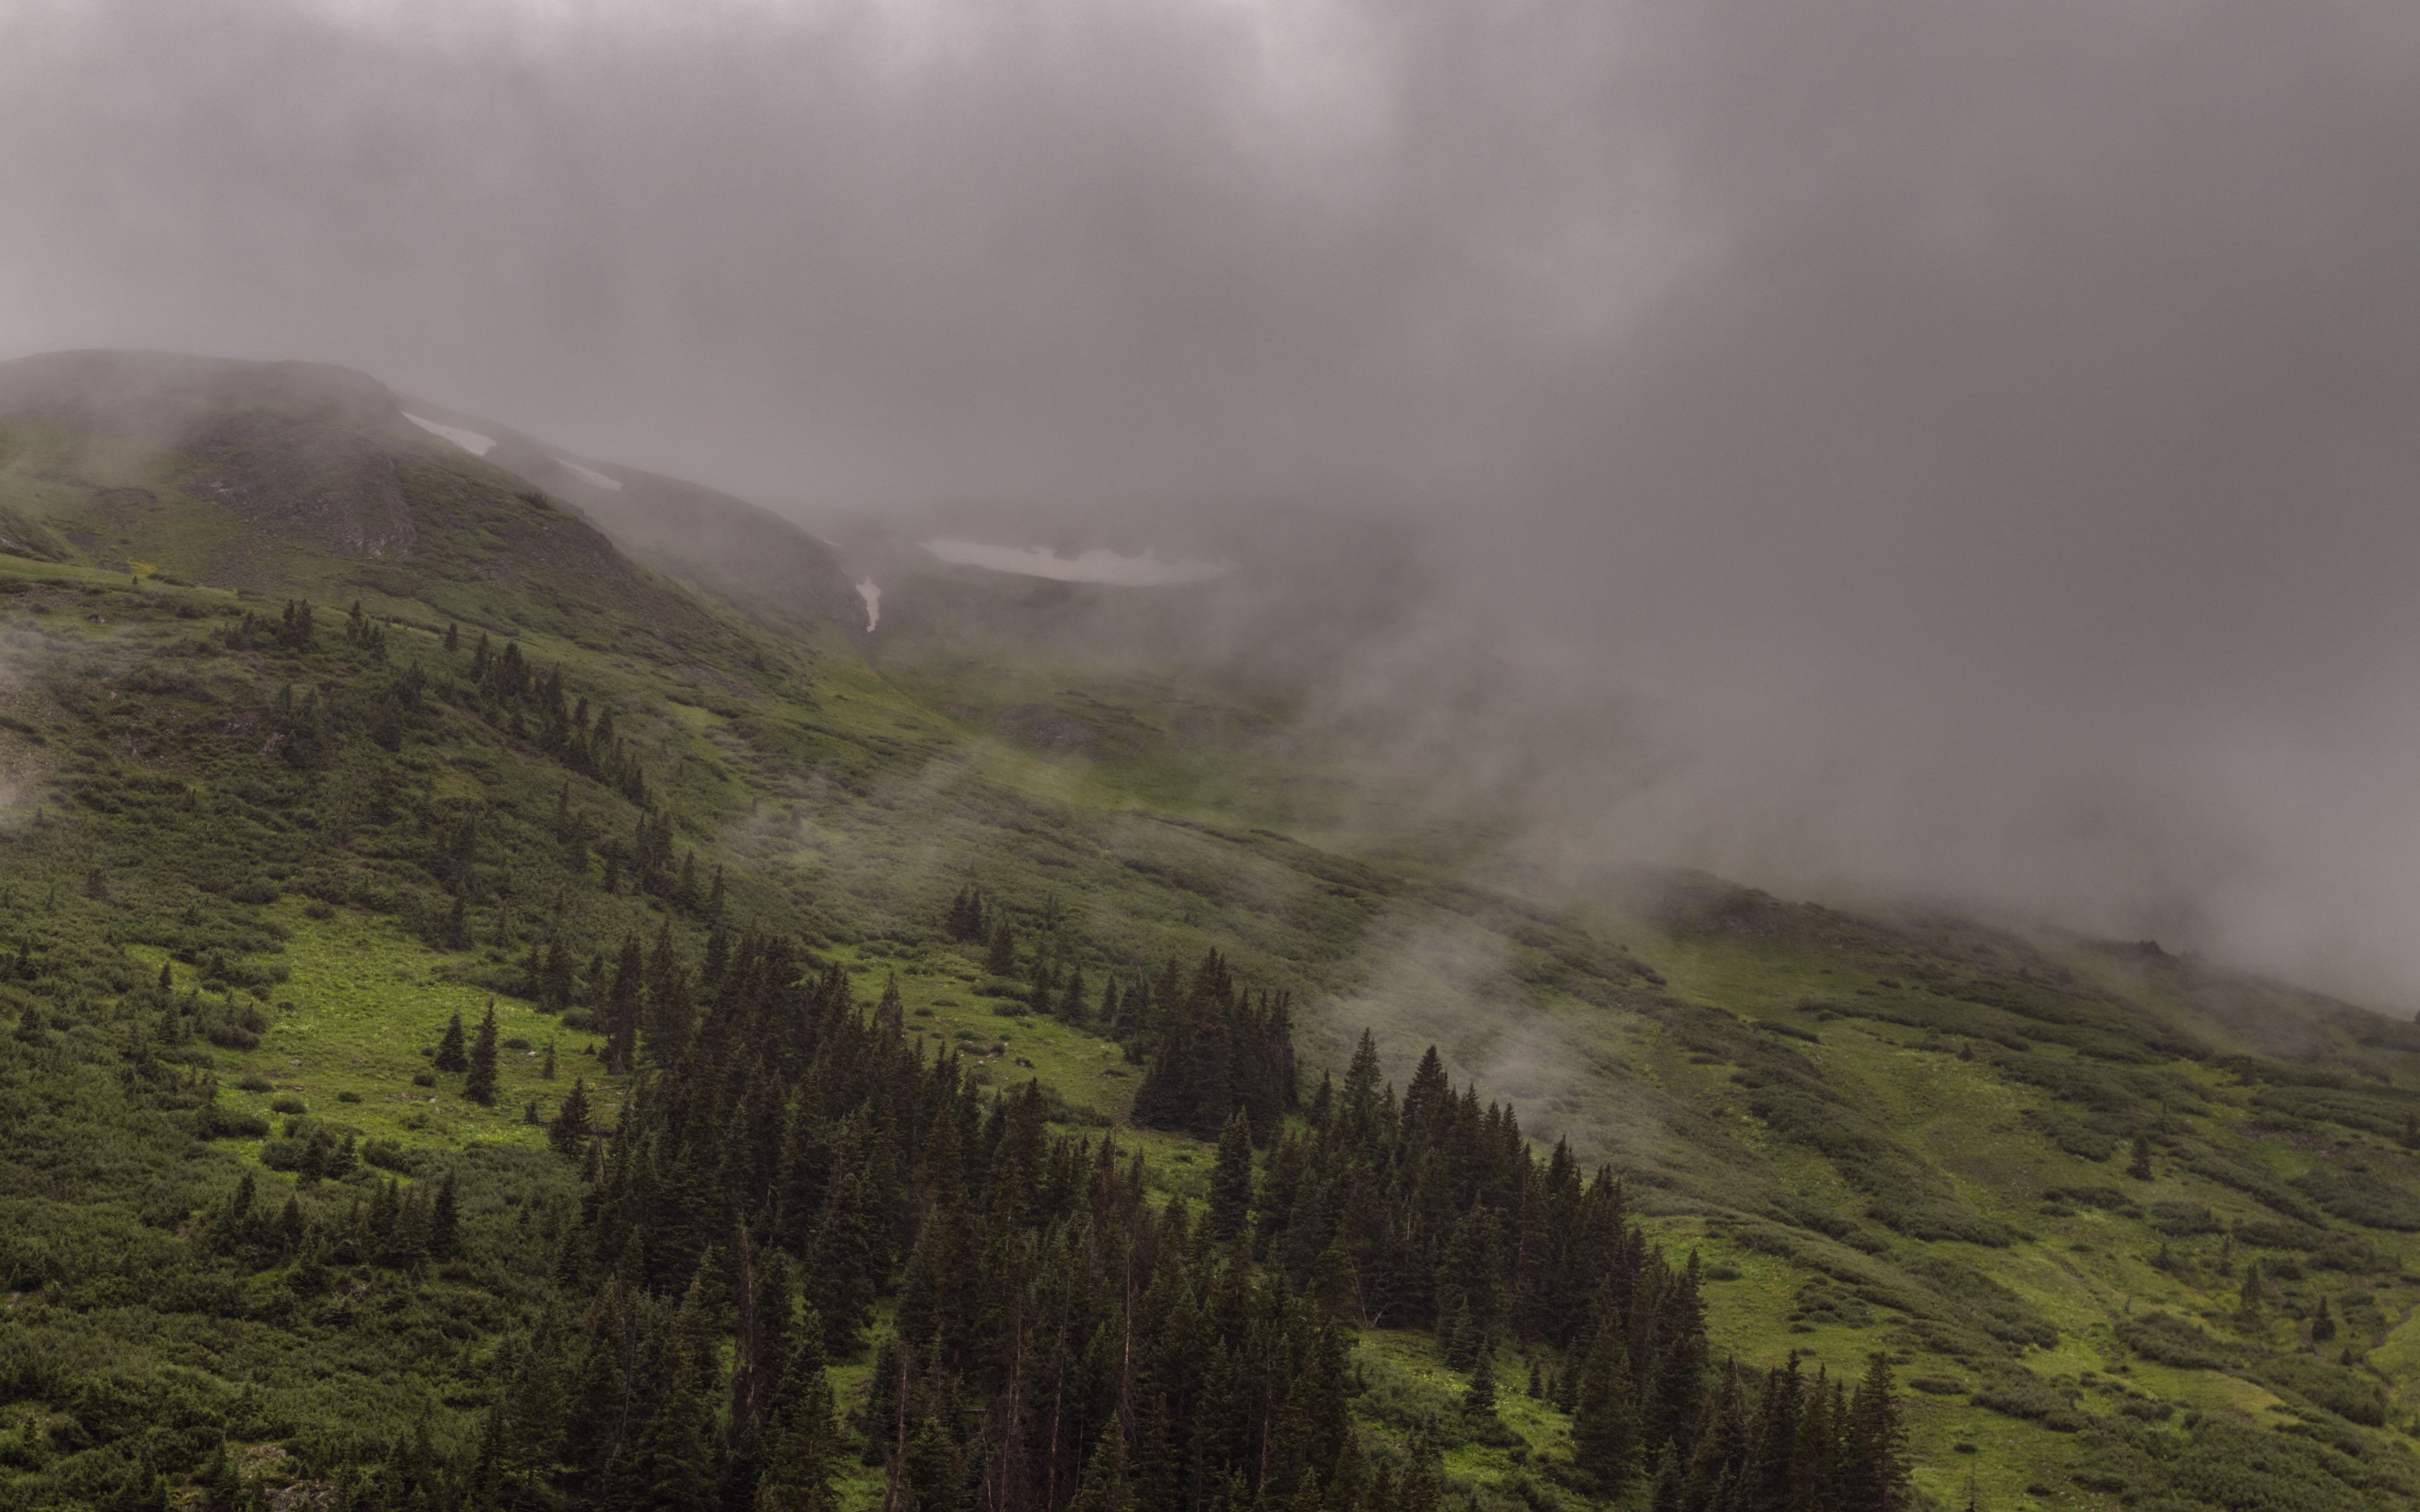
left=8, top=370, right=2420, bottom=1507
left=142, top=907, right=611, bottom=1155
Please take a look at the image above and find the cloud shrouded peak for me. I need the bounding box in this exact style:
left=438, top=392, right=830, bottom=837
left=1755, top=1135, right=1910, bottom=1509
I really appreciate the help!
left=6, top=0, right=2420, bottom=998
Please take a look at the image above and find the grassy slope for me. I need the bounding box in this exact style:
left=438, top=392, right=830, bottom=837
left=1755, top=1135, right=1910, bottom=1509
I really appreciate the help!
left=5, top=382, right=2420, bottom=1508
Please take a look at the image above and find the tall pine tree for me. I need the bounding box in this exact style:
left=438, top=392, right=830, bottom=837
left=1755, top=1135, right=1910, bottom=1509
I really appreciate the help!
left=464, top=1000, right=500, bottom=1106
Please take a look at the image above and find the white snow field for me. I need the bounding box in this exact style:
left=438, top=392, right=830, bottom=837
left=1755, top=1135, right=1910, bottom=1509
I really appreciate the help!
left=919, top=538, right=1230, bottom=585
left=400, top=413, right=496, bottom=456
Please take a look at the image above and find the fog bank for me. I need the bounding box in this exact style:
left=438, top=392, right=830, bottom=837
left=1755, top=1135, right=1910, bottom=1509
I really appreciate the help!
left=6, top=0, right=2420, bottom=1000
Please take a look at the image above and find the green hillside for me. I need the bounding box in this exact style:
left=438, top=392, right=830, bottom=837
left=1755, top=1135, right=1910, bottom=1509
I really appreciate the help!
left=0, top=352, right=2417, bottom=1512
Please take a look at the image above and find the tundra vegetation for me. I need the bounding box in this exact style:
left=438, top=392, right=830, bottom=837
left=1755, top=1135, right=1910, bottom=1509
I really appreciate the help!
left=1, top=357, right=2418, bottom=1511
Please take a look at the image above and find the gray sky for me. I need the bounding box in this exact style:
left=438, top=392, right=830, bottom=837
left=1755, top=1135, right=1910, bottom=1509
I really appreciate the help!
left=7, top=0, right=2420, bottom=999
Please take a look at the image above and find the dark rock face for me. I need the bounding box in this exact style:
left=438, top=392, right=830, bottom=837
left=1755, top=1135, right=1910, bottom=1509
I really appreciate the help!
left=0, top=349, right=422, bottom=563
left=180, top=409, right=417, bottom=559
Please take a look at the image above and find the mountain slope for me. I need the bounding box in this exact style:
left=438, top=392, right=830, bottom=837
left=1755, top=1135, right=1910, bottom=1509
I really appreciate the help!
left=0, top=351, right=2416, bottom=1512
left=391, top=391, right=870, bottom=638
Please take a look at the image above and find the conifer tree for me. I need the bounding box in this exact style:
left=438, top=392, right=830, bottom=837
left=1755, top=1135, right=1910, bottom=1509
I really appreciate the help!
left=1840, top=1354, right=1911, bottom=1512
left=465, top=1001, right=500, bottom=1106
left=541, top=937, right=577, bottom=1012
left=429, top=1174, right=461, bottom=1261
left=642, top=922, right=693, bottom=1062
left=1572, top=1324, right=1640, bottom=1494
left=1068, top=1425, right=1135, bottom=1512
left=2313, top=1294, right=2338, bottom=1343
left=434, top=1010, right=469, bottom=1072
left=1463, top=1346, right=1499, bottom=1419
left=619, top=1305, right=716, bottom=1512
left=1207, top=1109, right=1254, bottom=1240
left=550, top=1078, right=594, bottom=1157
left=542, top=1037, right=557, bottom=1081
left=1650, top=1445, right=1684, bottom=1512
left=604, top=934, right=643, bottom=1074
left=984, top=919, right=1017, bottom=976
left=754, top=1316, right=840, bottom=1512
left=2127, top=1136, right=2154, bottom=1181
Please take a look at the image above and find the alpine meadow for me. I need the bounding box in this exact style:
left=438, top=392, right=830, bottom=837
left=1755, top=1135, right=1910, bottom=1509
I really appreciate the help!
left=0, top=350, right=2414, bottom=1512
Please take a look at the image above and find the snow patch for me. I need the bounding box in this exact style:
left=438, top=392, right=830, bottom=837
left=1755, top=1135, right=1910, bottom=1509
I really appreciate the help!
left=919, top=538, right=1231, bottom=586
left=554, top=457, right=623, bottom=491
left=855, top=579, right=882, bottom=631
left=401, top=412, right=495, bottom=456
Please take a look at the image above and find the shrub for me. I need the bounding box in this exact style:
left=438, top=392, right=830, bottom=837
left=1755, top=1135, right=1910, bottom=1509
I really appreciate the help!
left=270, top=1095, right=306, bottom=1116
left=235, top=1074, right=274, bottom=1094
left=1969, top=1368, right=2084, bottom=1431
left=2309, top=1234, right=2387, bottom=1272
left=411, top=1070, right=435, bottom=1087
left=2116, top=1312, right=2232, bottom=1370
left=2236, top=1218, right=2327, bottom=1251
left=193, top=1105, right=268, bottom=1140
left=2149, top=1201, right=2223, bottom=1236
left=360, top=1140, right=415, bottom=1174
left=2291, top=1166, right=2420, bottom=1231
left=2257, top=1356, right=2387, bottom=1426
left=2046, top=1184, right=2137, bottom=1213
left=335, top=1090, right=362, bottom=1104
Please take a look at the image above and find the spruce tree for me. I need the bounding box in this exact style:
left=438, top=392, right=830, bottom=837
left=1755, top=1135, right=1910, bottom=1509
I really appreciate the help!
left=1462, top=1346, right=1499, bottom=1419
left=984, top=919, right=1017, bottom=976
left=429, top=1174, right=460, bottom=1261
left=2127, top=1135, right=2155, bottom=1181
left=550, top=1078, right=594, bottom=1157
left=541, top=937, right=575, bottom=1012
left=464, top=1000, right=500, bottom=1106
left=604, top=934, right=643, bottom=1074
left=1068, top=1424, right=1136, bottom=1512
left=434, top=1010, right=468, bottom=1072
left=1572, top=1326, right=1640, bottom=1494
left=623, top=1326, right=716, bottom=1512
left=642, top=922, right=691, bottom=1061
left=1840, top=1353, right=1911, bottom=1512
left=1207, top=1109, right=1254, bottom=1240
left=2313, top=1294, right=2339, bottom=1344
left=754, top=1326, right=840, bottom=1512
left=1650, top=1445, right=1685, bottom=1512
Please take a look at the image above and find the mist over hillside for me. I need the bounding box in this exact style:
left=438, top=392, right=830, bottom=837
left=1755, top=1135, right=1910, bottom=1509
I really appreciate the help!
left=7, top=3, right=2420, bottom=1509
left=11, top=0, right=2419, bottom=1000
